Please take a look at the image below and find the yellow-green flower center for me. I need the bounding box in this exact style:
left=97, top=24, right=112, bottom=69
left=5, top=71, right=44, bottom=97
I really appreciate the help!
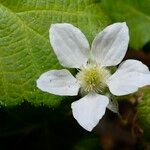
left=76, top=64, right=110, bottom=94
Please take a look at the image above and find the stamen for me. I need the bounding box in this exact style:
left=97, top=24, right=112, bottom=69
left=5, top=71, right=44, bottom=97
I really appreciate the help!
left=76, top=64, right=111, bottom=94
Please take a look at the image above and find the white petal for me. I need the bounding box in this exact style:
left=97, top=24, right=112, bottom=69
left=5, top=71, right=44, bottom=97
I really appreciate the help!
left=107, top=59, right=150, bottom=96
left=71, top=93, right=109, bottom=131
left=91, top=22, right=129, bottom=66
left=37, top=69, right=80, bottom=96
left=50, top=23, right=90, bottom=68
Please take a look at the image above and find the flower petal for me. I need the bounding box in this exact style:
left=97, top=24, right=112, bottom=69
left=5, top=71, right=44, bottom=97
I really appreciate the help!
left=37, top=69, right=80, bottom=96
left=107, top=59, right=150, bottom=96
left=71, top=93, right=109, bottom=131
left=91, top=22, right=129, bottom=66
left=50, top=23, right=90, bottom=68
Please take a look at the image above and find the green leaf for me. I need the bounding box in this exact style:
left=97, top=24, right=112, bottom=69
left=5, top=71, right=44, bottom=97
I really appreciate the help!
left=101, top=0, right=150, bottom=50
left=137, top=87, right=150, bottom=140
left=0, top=0, right=109, bottom=107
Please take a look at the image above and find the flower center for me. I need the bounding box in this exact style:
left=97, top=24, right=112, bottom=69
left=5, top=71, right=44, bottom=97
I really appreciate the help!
left=76, top=64, right=111, bottom=94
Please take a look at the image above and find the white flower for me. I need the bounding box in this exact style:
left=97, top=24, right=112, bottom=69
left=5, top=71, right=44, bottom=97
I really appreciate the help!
left=37, top=23, right=150, bottom=131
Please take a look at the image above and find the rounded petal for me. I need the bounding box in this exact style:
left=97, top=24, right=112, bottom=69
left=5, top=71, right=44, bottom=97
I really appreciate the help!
left=91, top=22, right=129, bottom=66
left=107, top=59, right=150, bottom=96
left=50, top=23, right=90, bottom=68
left=71, top=93, right=109, bottom=131
left=37, top=69, right=80, bottom=96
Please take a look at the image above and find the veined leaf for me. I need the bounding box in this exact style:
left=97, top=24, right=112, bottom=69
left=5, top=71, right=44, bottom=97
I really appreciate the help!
left=0, top=0, right=109, bottom=107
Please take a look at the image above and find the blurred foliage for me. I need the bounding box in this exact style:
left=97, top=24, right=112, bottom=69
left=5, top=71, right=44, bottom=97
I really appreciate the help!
left=137, top=87, right=150, bottom=141
left=101, top=0, right=150, bottom=50
left=73, top=136, right=102, bottom=150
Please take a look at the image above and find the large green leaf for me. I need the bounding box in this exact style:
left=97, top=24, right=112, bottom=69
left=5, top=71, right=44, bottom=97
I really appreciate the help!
left=101, top=0, right=150, bottom=50
left=0, top=0, right=109, bottom=107
left=137, top=87, right=150, bottom=141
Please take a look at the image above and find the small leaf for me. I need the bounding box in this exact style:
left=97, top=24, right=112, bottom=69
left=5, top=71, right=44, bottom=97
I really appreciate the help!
left=107, top=98, right=119, bottom=114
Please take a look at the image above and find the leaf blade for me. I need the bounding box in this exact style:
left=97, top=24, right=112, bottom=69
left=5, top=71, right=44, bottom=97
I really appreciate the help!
left=0, top=0, right=109, bottom=107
